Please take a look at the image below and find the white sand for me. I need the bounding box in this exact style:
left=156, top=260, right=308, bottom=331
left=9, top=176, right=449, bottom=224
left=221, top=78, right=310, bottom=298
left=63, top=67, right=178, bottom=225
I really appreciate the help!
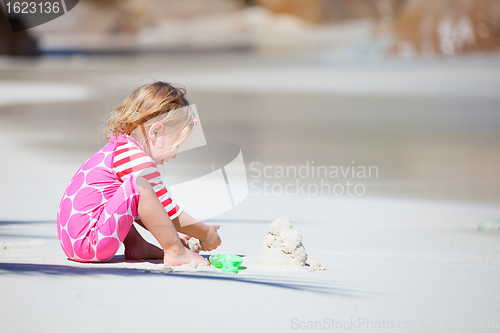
left=258, top=217, right=308, bottom=268
left=1, top=195, right=499, bottom=333
left=187, top=237, right=202, bottom=252
left=258, top=217, right=327, bottom=271
left=1, top=55, right=499, bottom=333
left=1, top=115, right=499, bottom=331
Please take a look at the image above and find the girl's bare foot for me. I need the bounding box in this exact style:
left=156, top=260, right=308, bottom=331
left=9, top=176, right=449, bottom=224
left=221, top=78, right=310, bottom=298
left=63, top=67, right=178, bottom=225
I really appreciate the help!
left=163, top=246, right=208, bottom=266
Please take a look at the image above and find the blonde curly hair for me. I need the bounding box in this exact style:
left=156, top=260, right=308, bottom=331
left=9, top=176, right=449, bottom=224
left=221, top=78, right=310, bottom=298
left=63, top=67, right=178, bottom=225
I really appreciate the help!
left=104, top=81, right=196, bottom=150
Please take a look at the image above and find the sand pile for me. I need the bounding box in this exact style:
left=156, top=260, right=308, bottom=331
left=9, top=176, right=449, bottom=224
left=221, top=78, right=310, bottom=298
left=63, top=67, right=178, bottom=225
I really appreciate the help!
left=259, top=217, right=327, bottom=271
left=258, top=217, right=307, bottom=268
left=187, top=237, right=202, bottom=252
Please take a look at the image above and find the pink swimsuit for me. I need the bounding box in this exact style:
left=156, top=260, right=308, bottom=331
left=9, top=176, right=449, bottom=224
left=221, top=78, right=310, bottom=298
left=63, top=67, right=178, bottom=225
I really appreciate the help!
left=56, top=135, right=182, bottom=262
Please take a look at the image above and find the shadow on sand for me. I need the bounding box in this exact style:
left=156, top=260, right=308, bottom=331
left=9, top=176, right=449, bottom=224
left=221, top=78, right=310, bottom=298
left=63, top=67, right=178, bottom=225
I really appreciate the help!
left=0, top=220, right=375, bottom=298
left=0, top=261, right=376, bottom=298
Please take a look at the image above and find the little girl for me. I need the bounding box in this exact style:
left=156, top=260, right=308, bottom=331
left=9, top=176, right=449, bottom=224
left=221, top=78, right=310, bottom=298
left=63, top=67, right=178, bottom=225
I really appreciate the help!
left=56, top=81, right=220, bottom=266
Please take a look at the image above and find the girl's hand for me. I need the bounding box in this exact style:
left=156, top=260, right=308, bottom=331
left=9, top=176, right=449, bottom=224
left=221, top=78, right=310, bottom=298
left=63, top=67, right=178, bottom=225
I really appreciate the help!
left=200, top=225, right=221, bottom=252
left=177, top=232, right=202, bottom=253
left=178, top=232, right=190, bottom=248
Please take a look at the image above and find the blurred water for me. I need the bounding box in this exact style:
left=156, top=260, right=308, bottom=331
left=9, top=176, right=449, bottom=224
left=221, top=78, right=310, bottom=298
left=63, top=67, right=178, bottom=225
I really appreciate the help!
left=1, top=52, right=499, bottom=204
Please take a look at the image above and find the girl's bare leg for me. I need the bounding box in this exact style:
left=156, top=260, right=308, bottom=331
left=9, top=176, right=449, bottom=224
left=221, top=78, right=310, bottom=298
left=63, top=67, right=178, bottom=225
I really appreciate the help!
left=135, top=176, right=207, bottom=266
left=123, top=224, right=197, bottom=260
left=123, top=224, right=163, bottom=260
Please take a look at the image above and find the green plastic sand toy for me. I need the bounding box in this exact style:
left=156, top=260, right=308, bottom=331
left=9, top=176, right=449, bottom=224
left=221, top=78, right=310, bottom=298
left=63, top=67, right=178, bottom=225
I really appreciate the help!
left=209, top=254, right=243, bottom=273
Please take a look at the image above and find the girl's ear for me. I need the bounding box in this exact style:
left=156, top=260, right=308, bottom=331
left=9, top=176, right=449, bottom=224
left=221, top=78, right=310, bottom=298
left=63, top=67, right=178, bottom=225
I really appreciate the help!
left=149, top=122, right=164, bottom=138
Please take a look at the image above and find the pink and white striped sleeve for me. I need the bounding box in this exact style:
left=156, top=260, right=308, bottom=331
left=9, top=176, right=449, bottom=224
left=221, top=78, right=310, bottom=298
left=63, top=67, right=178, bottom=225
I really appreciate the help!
left=112, top=141, right=182, bottom=219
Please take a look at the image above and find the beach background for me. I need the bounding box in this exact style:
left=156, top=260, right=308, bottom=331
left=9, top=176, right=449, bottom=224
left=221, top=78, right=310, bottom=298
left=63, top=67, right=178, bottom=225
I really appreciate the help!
left=1, top=1, right=500, bottom=332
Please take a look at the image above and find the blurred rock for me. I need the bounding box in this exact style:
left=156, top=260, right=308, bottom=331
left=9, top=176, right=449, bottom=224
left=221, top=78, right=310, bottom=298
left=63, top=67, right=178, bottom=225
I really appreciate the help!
left=0, top=10, right=39, bottom=56
left=33, top=0, right=247, bottom=35
left=31, top=0, right=249, bottom=53
left=5, top=0, right=499, bottom=57
left=394, top=0, right=500, bottom=56
left=33, top=3, right=318, bottom=53
left=27, top=0, right=394, bottom=54
left=256, top=0, right=391, bottom=23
